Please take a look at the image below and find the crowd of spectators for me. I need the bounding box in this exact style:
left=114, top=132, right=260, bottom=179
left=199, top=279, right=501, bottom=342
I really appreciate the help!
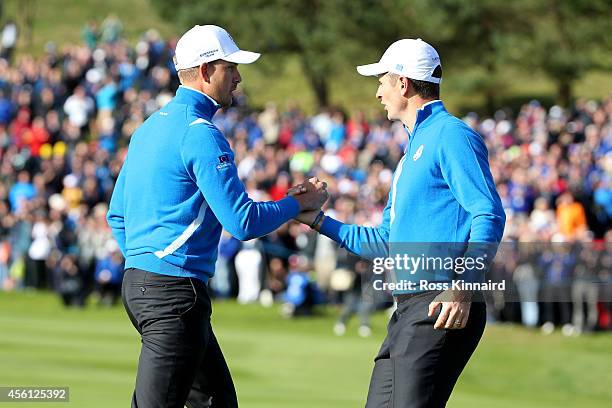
left=0, top=17, right=609, bottom=335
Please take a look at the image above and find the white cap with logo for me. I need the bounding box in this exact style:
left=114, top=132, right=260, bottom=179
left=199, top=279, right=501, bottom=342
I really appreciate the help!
left=174, top=25, right=261, bottom=70
left=356, top=39, right=441, bottom=84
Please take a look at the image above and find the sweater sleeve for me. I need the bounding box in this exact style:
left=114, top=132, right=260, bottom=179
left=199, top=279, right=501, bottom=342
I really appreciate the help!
left=438, top=124, right=506, bottom=243
left=318, top=190, right=391, bottom=260
left=181, top=124, right=300, bottom=241
left=107, top=157, right=127, bottom=256
left=438, top=124, right=506, bottom=281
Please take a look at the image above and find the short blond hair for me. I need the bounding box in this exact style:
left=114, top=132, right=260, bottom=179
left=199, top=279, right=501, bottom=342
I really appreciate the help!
left=173, top=56, right=200, bottom=84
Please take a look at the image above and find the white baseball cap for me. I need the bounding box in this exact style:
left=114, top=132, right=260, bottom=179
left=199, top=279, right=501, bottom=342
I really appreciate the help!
left=356, top=39, right=441, bottom=84
left=174, top=25, right=260, bottom=70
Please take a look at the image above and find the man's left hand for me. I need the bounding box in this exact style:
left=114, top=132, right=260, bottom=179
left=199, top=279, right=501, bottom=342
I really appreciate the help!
left=428, top=289, right=472, bottom=330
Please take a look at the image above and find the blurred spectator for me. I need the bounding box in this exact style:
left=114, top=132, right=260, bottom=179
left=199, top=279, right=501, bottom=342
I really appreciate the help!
left=268, top=171, right=291, bottom=201
left=211, top=231, right=241, bottom=298
left=100, top=14, right=123, bottom=44
left=571, top=245, right=601, bottom=333
left=264, top=257, right=288, bottom=299
left=0, top=240, right=10, bottom=289
left=0, top=20, right=18, bottom=62
left=512, top=248, right=540, bottom=327
left=9, top=171, right=36, bottom=212
left=81, top=19, right=100, bottom=49
left=93, top=239, right=123, bottom=306
left=56, top=254, right=85, bottom=307
left=258, top=102, right=279, bottom=144
left=556, top=192, right=588, bottom=240
left=282, top=254, right=322, bottom=317
left=313, top=233, right=337, bottom=292
left=26, top=211, right=51, bottom=288
left=332, top=256, right=375, bottom=337
left=63, top=86, right=94, bottom=129
left=539, top=241, right=576, bottom=335
left=529, top=197, right=556, bottom=239
left=27, top=117, right=51, bottom=157
left=235, top=240, right=262, bottom=304
left=0, top=90, right=14, bottom=125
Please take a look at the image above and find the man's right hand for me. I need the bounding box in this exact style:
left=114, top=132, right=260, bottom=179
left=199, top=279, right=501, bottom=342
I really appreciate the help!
left=287, top=178, right=329, bottom=212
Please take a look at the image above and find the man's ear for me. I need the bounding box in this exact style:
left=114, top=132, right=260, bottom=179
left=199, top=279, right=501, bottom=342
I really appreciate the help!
left=200, top=63, right=212, bottom=83
left=399, top=77, right=411, bottom=97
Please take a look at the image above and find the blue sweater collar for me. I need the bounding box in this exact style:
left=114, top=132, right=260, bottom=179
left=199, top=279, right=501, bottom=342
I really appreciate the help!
left=403, top=100, right=447, bottom=141
left=175, top=86, right=221, bottom=119
left=415, top=100, right=446, bottom=128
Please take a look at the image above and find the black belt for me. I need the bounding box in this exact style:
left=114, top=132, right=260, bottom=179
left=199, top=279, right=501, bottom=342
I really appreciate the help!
left=395, top=289, right=484, bottom=304
left=394, top=290, right=438, bottom=304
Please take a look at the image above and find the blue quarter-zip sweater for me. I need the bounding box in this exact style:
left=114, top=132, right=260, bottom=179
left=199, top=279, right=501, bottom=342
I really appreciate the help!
left=107, top=86, right=300, bottom=282
left=319, top=101, right=506, bottom=291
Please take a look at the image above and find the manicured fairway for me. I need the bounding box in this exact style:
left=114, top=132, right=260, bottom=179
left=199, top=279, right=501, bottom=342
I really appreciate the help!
left=0, top=291, right=611, bottom=407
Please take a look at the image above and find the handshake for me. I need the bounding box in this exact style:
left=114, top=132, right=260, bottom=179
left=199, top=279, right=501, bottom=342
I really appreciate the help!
left=286, top=177, right=329, bottom=230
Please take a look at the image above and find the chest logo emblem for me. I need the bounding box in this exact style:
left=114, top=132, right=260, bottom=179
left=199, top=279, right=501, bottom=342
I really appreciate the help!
left=413, top=145, right=424, bottom=161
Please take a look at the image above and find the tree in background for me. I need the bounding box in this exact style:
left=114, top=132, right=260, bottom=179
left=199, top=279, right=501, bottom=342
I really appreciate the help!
left=521, top=0, right=612, bottom=106
left=152, top=0, right=611, bottom=109
left=402, top=0, right=533, bottom=114
left=152, top=0, right=390, bottom=108
left=394, top=0, right=611, bottom=108
left=15, top=0, right=34, bottom=48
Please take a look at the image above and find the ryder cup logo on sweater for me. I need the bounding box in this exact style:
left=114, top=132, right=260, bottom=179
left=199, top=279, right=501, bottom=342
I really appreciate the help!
left=216, top=154, right=232, bottom=171
left=413, top=145, right=424, bottom=161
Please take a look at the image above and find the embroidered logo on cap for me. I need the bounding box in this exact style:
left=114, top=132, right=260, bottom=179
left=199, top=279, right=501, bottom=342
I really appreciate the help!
left=200, top=49, right=219, bottom=58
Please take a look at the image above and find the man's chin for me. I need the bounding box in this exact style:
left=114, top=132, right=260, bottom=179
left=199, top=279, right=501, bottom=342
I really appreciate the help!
left=220, top=97, right=232, bottom=108
left=382, top=107, right=392, bottom=120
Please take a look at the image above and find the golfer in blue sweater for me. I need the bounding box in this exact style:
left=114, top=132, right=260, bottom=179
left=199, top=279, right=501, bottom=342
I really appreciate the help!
left=108, top=25, right=327, bottom=408
left=293, top=39, right=505, bottom=407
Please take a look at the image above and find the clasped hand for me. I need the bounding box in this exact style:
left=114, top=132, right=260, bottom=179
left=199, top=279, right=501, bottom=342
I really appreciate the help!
left=286, top=177, right=329, bottom=226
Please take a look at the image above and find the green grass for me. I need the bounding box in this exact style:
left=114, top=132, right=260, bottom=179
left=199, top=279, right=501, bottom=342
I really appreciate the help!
left=3, top=0, right=175, bottom=54
left=3, top=0, right=612, bottom=116
left=0, top=291, right=611, bottom=407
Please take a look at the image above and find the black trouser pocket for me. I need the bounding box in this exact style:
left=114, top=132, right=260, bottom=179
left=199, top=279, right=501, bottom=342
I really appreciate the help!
left=120, top=269, right=231, bottom=408
left=122, top=268, right=210, bottom=333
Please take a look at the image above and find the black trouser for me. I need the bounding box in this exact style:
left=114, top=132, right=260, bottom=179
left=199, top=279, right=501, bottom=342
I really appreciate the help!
left=122, top=268, right=237, bottom=408
left=365, top=290, right=486, bottom=408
